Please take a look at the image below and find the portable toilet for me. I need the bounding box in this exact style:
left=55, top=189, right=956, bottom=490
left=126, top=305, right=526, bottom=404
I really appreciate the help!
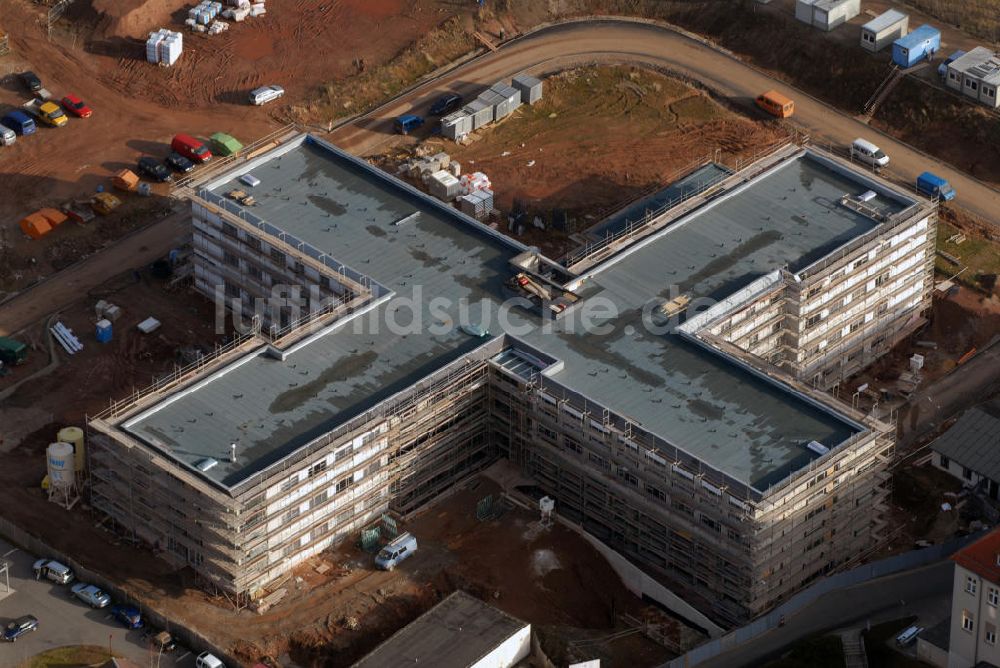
left=892, top=24, right=940, bottom=68
left=95, top=319, right=113, bottom=343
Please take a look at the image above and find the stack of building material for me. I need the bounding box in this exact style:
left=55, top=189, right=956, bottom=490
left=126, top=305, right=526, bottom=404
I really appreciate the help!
left=428, top=170, right=461, bottom=201
left=221, top=0, right=255, bottom=21
left=146, top=29, right=183, bottom=65
left=488, top=82, right=522, bottom=120
left=208, top=20, right=229, bottom=35
left=463, top=100, right=494, bottom=130
left=441, top=111, right=472, bottom=141
left=458, top=189, right=494, bottom=220
left=459, top=172, right=491, bottom=196
left=188, top=1, right=222, bottom=25
left=403, top=152, right=451, bottom=180
left=512, top=74, right=543, bottom=105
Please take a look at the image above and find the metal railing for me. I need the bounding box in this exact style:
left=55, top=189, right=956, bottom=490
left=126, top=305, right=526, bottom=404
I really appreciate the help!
left=172, top=123, right=299, bottom=192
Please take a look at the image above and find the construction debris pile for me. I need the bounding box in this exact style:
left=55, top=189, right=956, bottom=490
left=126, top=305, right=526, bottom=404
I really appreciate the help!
left=145, top=29, right=183, bottom=66
left=397, top=152, right=495, bottom=221
left=185, top=0, right=266, bottom=35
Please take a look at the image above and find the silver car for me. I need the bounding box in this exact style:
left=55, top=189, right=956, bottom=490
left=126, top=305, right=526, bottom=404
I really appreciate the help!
left=70, top=583, right=111, bottom=608
left=249, top=85, right=284, bottom=106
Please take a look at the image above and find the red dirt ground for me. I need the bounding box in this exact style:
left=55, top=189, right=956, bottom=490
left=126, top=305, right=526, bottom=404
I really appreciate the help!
left=0, top=0, right=472, bottom=295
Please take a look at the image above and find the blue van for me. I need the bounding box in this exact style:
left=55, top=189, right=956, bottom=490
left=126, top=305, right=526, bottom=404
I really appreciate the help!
left=1, top=110, right=37, bottom=136
left=916, top=171, right=956, bottom=201
left=374, top=532, right=417, bottom=570
left=394, top=114, right=424, bottom=135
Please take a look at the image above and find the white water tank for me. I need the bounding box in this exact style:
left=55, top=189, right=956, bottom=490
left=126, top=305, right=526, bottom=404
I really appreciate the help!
left=47, top=442, right=76, bottom=488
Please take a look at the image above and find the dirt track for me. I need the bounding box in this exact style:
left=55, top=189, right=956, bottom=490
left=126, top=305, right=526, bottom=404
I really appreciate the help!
left=332, top=19, right=1000, bottom=223
left=5, top=18, right=1000, bottom=331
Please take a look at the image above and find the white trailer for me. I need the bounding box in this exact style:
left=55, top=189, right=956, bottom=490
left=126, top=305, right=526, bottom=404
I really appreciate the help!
left=811, top=0, right=859, bottom=31
left=861, top=10, right=909, bottom=53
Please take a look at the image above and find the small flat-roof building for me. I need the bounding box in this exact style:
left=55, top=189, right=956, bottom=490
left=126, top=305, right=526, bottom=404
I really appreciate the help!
left=861, top=9, right=909, bottom=53
left=796, top=0, right=860, bottom=32
left=945, top=47, right=1000, bottom=109
left=352, top=591, right=530, bottom=668
left=893, top=24, right=941, bottom=68
left=931, top=403, right=1000, bottom=499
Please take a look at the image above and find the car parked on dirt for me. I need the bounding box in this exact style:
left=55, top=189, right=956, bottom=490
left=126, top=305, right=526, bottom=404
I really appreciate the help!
left=110, top=604, right=143, bottom=629
left=4, top=615, right=38, bottom=642
left=33, top=558, right=74, bottom=584
left=137, top=157, right=173, bottom=183
left=171, top=134, right=212, bottom=163
left=249, top=85, right=284, bottom=106
left=70, top=583, right=112, bottom=608
left=165, top=152, right=194, bottom=173
left=20, top=71, right=42, bottom=92
left=61, top=94, right=92, bottom=118
left=429, top=93, right=462, bottom=116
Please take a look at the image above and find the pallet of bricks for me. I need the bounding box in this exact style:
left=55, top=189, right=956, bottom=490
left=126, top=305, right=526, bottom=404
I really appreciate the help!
left=186, top=0, right=265, bottom=34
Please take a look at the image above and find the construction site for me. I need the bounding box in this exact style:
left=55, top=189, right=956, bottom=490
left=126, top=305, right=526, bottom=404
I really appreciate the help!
left=78, top=128, right=938, bottom=633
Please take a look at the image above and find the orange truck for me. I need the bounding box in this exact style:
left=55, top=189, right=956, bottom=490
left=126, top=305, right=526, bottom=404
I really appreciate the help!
left=755, top=90, right=795, bottom=118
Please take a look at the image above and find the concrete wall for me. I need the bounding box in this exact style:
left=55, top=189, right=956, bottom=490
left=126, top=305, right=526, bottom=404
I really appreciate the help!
left=918, top=636, right=949, bottom=668
left=555, top=512, right=724, bottom=638
left=472, top=624, right=532, bottom=668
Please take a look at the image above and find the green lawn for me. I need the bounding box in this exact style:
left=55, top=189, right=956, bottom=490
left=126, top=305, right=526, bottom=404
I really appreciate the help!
left=762, top=634, right=846, bottom=668
left=935, top=215, right=1000, bottom=292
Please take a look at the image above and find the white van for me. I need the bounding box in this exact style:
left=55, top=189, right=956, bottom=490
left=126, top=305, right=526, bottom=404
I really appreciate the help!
left=851, top=138, right=890, bottom=168
left=0, top=126, right=14, bottom=147
left=374, top=532, right=417, bottom=571
left=33, top=558, right=74, bottom=584
left=249, top=85, right=284, bottom=106
left=196, top=652, right=225, bottom=668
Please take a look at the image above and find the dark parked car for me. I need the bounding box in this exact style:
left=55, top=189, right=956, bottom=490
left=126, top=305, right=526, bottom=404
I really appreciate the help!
left=137, top=157, right=173, bottom=183
left=110, top=604, right=143, bottom=629
left=4, top=615, right=38, bottom=642
left=165, top=152, right=194, bottom=173
left=20, top=71, right=42, bottom=92
left=429, top=93, right=462, bottom=116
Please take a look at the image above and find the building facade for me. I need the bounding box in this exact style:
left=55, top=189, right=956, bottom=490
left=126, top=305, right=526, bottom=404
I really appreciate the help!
left=948, top=530, right=1000, bottom=668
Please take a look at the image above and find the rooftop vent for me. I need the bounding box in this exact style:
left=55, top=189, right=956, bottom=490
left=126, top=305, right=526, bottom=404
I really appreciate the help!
left=806, top=441, right=830, bottom=456
left=195, top=457, right=219, bottom=472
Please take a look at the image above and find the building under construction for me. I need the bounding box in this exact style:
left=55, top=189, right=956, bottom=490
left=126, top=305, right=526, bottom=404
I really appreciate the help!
left=88, top=134, right=936, bottom=625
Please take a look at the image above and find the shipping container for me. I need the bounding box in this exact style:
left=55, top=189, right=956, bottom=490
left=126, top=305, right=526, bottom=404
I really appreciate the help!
left=860, top=10, right=908, bottom=53
left=796, top=0, right=858, bottom=31
left=892, top=25, right=940, bottom=68
left=512, top=74, right=543, bottom=105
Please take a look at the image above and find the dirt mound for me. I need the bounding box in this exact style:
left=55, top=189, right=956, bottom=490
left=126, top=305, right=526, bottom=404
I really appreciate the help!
left=90, top=0, right=191, bottom=39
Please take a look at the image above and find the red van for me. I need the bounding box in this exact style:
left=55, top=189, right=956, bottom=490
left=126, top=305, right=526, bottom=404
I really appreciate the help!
left=171, top=134, right=213, bottom=163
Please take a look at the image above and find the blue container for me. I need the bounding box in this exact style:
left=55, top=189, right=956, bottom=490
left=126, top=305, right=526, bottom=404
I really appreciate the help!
left=95, top=319, right=113, bottom=344
left=892, top=25, right=941, bottom=68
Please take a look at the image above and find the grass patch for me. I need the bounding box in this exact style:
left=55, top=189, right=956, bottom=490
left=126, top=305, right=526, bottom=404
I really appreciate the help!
left=934, top=209, right=1000, bottom=292
left=761, top=634, right=846, bottom=668
left=861, top=617, right=928, bottom=668
left=18, top=645, right=115, bottom=668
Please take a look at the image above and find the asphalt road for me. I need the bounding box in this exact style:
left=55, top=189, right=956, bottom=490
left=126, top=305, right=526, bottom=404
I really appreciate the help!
left=4, top=18, right=1000, bottom=338
left=0, top=538, right=195, bottom=667
left=694, top=559, right=955, bottom=668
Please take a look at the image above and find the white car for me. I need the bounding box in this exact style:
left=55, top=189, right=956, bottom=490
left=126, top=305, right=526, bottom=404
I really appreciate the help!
left=249, top=85, right=284, bottom=106
left=196, top=651, right=225, bottom=668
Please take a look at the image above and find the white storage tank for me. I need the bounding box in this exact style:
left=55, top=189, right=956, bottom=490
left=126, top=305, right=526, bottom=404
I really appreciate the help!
left=47, top=442, right=76, bottom=488
left=56, top=426, right=86, bottom=473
